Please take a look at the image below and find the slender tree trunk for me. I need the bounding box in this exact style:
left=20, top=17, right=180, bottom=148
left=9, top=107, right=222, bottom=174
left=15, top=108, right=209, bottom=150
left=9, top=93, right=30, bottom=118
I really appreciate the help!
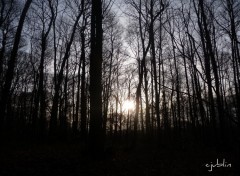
left=78, top=24, right=87, bottom=142
left=33, top=1, right=54, bottom=137
left=50, top=11, right=82, bottom=136
left=149, top=12, right=160, bottom=137
left=225, top=0, right=240, bottom=131
left=194, top=0, right=217, bottom=133
left=198, top=0, right=225, bottom=138
left=0, top=0, right=32, bottom=134
left=74, top=53, right=82, bottom=134
left=143, top=55, right=150, bottom=135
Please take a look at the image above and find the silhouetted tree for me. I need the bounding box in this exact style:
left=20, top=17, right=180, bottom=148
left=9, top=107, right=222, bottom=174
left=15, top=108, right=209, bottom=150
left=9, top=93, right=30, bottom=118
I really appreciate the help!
left=89, top=0, right=104, bottom=155
left=0, top=0, right=32, bottom=135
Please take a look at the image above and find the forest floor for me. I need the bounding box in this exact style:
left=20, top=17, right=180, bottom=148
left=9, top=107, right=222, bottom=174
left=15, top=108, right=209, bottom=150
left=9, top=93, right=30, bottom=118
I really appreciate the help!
left=0, top=138, right=239, bottom=176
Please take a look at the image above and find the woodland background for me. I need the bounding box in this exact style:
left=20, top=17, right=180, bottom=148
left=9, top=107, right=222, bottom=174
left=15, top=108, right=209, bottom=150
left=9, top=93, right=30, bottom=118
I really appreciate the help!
left=0, top=0, right=239, bottom=175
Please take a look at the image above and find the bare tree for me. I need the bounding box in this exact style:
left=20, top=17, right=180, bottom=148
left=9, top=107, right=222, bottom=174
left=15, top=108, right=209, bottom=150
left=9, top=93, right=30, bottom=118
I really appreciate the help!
left=0, top=0, right=32, bottom=135
left=89, top=0, right=104, bottom=155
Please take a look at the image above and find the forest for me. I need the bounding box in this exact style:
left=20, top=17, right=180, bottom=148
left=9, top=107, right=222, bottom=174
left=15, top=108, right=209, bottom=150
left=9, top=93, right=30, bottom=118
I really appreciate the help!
left=0, top=0, right=239, bottom=175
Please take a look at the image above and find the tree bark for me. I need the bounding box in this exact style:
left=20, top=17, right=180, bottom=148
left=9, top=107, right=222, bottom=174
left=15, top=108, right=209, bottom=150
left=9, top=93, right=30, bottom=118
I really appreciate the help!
left=89, top=0, right=104, bottom=155
left=0, top=0, right=32, bottom=134
left=49, top=11, right=82, bottom=136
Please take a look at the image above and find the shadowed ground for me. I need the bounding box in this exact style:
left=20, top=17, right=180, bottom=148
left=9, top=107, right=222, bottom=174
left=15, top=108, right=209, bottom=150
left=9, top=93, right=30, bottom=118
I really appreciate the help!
left=0, top=140, right=239, bottom=176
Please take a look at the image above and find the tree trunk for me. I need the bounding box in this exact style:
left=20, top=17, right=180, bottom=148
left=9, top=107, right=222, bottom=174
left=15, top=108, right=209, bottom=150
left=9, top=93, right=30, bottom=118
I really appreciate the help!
left=50, top=11, right=82, bottom=136
left=0, top=0, right=32, bottom=134
left=80, top=28, right=87, bottom=140
left=89, top=0, right=104, bottom=155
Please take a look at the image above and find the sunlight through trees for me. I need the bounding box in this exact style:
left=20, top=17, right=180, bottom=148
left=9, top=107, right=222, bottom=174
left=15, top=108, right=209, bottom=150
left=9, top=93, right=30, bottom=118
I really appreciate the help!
left=0, top=0, right=239, bottom=155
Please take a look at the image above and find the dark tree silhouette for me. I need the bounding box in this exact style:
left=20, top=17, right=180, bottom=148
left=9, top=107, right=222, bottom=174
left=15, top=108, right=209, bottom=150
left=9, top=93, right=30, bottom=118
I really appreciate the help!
left=49, top=5, right=83, bottom=136
left=89, top=0, right=104, bottom=155
left=0, top=0, right=32, bottom=135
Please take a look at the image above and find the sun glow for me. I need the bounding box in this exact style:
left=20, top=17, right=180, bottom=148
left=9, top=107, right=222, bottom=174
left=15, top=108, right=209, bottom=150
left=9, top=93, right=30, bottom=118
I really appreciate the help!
left=122, top=100, right=135, bottom=111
